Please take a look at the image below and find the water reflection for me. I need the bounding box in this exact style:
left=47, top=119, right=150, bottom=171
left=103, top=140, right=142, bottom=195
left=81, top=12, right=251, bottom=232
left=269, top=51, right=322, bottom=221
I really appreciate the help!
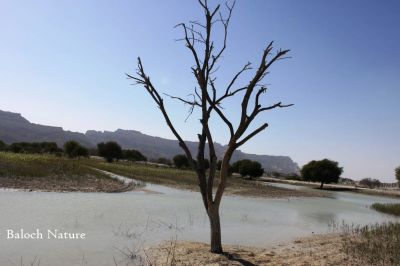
left=0, top=182, right=399, bottom=265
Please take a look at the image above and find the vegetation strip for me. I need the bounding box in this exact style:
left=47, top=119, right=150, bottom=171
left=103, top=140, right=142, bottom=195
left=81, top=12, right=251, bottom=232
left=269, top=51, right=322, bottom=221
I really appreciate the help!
left=371, top=203, right=400, bottom=216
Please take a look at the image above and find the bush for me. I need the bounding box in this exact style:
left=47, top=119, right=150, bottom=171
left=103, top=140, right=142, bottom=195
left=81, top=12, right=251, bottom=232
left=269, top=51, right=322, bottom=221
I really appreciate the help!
left=97, top=142, right=122, bottom=163
left=301, top=159, right=343, bottom=189
left=396, top=166, right=400, bottom=186
left=63, top=141, right=89, bottom=158
left=359, top=178, right=381, bottom=188
left=122, top=149, right=147, bottom=162
left=371, top=203, right=400, bottom=217
left=173, top=154, right=190, bottom=169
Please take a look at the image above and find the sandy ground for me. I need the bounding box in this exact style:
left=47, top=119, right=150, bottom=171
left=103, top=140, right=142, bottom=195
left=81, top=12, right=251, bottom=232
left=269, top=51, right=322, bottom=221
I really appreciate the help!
left=145, top=234, right=360, bottom=266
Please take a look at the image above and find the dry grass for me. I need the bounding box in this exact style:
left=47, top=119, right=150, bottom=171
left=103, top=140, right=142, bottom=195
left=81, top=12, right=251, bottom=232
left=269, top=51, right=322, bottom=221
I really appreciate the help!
left=341, top=222, right=400, bottom=266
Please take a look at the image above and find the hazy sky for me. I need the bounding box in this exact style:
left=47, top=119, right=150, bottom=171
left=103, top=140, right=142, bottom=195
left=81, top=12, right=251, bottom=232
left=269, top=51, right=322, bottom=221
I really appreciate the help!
left=1, top=0, right=399, bottom=181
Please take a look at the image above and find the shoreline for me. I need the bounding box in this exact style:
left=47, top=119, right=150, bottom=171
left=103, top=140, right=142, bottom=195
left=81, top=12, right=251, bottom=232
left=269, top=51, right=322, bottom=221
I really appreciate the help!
left=262, top=177, right=400, bottom=199
left=144, top=233, right=355, bottom=266
left=0, top=178, right=325, bottom=198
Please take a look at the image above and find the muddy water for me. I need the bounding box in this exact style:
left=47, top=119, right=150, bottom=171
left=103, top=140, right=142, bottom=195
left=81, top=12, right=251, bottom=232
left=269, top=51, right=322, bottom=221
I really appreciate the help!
left=0, top=182, right=399, bottom=265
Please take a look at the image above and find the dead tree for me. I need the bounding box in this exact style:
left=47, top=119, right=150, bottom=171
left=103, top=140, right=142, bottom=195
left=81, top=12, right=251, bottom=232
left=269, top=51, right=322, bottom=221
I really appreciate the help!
left=127, top=0, right=292, bottom=254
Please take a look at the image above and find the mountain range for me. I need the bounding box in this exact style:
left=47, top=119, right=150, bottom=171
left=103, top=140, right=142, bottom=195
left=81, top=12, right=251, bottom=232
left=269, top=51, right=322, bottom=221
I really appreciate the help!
left=0, top=110, right=299, bottom=174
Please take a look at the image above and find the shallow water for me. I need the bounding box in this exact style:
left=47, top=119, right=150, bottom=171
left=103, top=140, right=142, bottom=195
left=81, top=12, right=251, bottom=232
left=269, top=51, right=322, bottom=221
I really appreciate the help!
left=0, top=182, right=399, bottom=265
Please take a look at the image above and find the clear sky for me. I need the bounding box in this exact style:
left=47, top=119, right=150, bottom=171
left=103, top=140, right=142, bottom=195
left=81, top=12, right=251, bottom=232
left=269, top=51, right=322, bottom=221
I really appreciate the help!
left=1, top=0, right=399, bottom=182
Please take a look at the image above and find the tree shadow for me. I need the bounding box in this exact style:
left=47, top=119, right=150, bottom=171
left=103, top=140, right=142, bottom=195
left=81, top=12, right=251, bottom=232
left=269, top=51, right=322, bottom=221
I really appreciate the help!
left=222, top=252, right=257, bottom=266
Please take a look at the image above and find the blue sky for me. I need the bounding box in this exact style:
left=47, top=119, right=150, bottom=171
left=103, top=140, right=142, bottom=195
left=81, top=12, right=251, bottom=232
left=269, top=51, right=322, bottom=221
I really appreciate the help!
left=0, top=0, right=399, bottom=181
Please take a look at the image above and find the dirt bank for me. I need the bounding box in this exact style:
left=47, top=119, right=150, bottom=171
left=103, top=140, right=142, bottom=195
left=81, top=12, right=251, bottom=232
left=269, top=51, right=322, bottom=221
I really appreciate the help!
left=0, top=175, right=134, bottom=192
left=145, top=234, right=358, bottom=266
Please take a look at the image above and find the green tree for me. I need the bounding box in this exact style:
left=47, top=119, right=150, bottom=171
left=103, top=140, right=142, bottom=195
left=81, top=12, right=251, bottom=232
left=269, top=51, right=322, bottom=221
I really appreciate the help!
left=64, top=141, right=88, bottom=158
left=301, top=159, right=343, bottom=189
left=231, top=160, right=244, bottom=173
left=97, top=142, right=122, bottom=162
left=230, top=159, right=264, bottom=178
left=396, top=167, right=400, bottom=186
left=173, top=154, right=190, bottom=169
left=247, top=161, right=264, bottom=178
left=75, top=146, right=89, bottom=157
left=0, top=140, right=7, bottom=151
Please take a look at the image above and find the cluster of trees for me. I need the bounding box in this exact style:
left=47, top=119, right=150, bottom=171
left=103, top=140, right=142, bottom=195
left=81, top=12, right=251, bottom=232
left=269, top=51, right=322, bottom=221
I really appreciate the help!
left=396, top=167, right=400, bottom=185
left=97, top=141, right=147, bottom=163
left=171, top=155, right=264, bottom=179
left=358, top=178, right=382, bottom=188
left=301, top=159, right=343, bottom=189
left=0, top=141, right=62, bottom=154
left=173, top=154, right=211, bottom=170
left=0, top=139, right=148, bottom=163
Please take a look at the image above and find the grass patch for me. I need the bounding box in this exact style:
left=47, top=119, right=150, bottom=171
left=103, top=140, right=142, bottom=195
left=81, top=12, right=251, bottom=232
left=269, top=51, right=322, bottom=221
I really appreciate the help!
left=371, top=203, right=400, bottom=216
left=0, top=151, right=98, bottom=178
left=87, top=160, right=324, bottom=198
left=342, top=222, right=400, bottom=266
left=0, top=152, right=128, bottom=192
left=0, top=152, right=324, bottom=197
left=87, top=160, right=199, bottom=188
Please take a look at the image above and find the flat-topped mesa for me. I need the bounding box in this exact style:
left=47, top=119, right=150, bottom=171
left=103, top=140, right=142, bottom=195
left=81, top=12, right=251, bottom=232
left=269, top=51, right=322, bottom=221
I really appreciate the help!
left=0, top=109, right=299, bottom=174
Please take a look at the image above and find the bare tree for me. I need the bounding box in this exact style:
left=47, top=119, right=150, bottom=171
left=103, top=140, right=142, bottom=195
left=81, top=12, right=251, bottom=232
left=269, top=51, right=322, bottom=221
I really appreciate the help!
left=127, top=0, right=292, bottom=253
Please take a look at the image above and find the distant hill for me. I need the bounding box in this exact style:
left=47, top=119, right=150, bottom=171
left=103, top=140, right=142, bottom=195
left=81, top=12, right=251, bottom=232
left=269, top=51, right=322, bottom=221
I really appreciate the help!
left=0, top=110, right=91, bottom=147
left=0, top=110, right=299, bottom=174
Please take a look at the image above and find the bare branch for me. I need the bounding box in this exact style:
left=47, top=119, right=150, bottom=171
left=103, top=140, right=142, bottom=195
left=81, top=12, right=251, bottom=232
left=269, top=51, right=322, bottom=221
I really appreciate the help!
left=259, top=102, right=294, bottom=113
left=208, top=1, right=235, bottom=71
left=175, top=23, right=202, bottom=70
left=223, top=62, right=252, bottom=97
left=163, top=93, right=201, bottom=107
left=235, top=123, right=268, bottom=148
left=127, top=58, right=196, bottom=165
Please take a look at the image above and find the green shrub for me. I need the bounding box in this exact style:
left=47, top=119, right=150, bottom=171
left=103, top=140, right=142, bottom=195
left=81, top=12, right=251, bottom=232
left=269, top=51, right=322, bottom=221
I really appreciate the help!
left=173, top=154, right=190, bottom=169
left=371, top=203, right=400, bottom=216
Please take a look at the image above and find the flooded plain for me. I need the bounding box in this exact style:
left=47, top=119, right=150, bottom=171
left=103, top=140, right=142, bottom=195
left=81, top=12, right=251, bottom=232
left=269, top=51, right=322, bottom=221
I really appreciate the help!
left=0, top=182, right=399, bottom=265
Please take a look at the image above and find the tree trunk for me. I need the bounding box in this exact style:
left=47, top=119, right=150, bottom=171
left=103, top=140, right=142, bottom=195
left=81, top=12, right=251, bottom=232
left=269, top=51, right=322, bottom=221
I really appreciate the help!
left=208, top=206, right=223, bottom=253
left=320, top=182, right=324, bottom=189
